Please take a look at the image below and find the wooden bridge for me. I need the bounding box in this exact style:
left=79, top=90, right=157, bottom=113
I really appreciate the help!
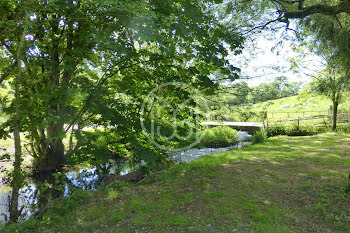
left=200, top=121, right=263, bottom=132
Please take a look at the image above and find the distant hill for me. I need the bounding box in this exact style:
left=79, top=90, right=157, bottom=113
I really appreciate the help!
left=253, top=95, right=331, bottom=113
left=248, top=94, right=350, bottom=124
left=209, top=94, right=350, bottom=123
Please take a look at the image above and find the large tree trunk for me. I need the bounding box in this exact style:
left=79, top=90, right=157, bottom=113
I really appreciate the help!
left=33, top=16, right=67, bottom=178
left=47, top=122, right=65, bottom=171
left=34, top=123, right=65, bottom=178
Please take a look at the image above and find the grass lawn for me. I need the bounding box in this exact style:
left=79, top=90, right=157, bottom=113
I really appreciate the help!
left=235, top=95, right=350, bottom=128
left=5, top=133, right=350, bottom=232
left=252, top=95, right=350, bottom=120
left=253, top=95, right=332, bottom=114
left=221, top=95, right=346, bottom=123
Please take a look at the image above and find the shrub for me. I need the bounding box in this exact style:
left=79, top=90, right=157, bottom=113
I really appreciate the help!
left=336, top=123, right=350, bottom=133
left=285, top=124, right=326, bottom=136
left=199, top=126, right=238, bottom=148
left=265, top=125, right=286, bottom=137
left=265, top=124, right=326, bottom=137
left=252, top=130, right=267, bottom=144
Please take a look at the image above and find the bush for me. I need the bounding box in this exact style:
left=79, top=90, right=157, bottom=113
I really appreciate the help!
left=286, top=124, right=326, bottom=136
left=252, top=130, right=267, bottom=144
left=265, top=124, right=326, bottom=137
left=336, top=123, right=350, bottom=133
left=265, top=125, right=286, bottom=137
left=199, top=126, right=238, bottom=148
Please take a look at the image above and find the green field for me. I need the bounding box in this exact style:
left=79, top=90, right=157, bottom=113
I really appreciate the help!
left=5, top=133, right=350, bottom=232
left=212, top=95, right=350, bottom=128
left=254, top=94, right=350, bottom=117
left=255, top=95, right=350, bottom=129
left=254, top=95, right=331, bottom=117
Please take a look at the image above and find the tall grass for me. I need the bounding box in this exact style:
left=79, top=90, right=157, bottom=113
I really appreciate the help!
left=198, top=126, right=238, bottom=148
left=251, top=130, right=267, bottom=144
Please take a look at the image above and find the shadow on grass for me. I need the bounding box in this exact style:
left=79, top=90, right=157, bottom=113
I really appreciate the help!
left=4, top=133, right=350, bottom=233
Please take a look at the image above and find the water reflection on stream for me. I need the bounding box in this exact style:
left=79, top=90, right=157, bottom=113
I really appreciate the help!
left=0, top=131, right=252, bottom=222
left=0, top=163, right=131, bottom=222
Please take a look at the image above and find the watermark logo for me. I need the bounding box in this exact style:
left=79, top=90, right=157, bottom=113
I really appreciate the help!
left=140, top=82, right=210, bottom=152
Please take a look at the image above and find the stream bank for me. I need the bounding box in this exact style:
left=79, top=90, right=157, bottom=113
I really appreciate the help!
left=0, top=131, right=252, bottom=222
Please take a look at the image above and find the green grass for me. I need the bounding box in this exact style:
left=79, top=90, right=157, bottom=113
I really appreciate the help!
left=5, top=132, right=350, bottom=232
left=253, top=95, right=332, bottom=114
left=219, top=94, right=350, bottom=124
left=243, top=95, right=350, bottom=130
left=211, top=94, right=350, bottom=124
left=254, top=94, right=350, bottom=120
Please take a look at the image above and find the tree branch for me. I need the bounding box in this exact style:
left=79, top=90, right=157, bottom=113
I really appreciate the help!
left=64, top=55, right=172, bottom=132
left=280, top=1, right=350, bottom=20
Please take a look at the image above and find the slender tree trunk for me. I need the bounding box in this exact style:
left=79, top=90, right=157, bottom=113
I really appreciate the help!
left=9, top=7, right=28, bottom=221
left=9, top=116, right=22, bottom=222
left=332, top=89, right=340, bottom=132
left=332, top=100, right=338, bottom=131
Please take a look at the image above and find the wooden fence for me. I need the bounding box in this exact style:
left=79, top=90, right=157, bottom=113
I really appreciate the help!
left=268, top=111, right=329, bottom=119
left=264, top=112, right=350, bottom=128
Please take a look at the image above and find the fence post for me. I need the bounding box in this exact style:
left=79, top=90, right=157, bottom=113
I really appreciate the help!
left=297, top=116, right=300, bottom=129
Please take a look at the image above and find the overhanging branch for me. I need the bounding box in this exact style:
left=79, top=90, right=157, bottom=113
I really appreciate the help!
left=64, top=55, right=172, bottom=132
left=280, top=1, right=350, bottom=20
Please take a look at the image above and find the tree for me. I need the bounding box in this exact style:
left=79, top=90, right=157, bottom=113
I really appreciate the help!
left=0, top=0, right=29, bottom=221
left=231, top=0, right=350, bottom=129
left=276, top=0, right=350, bottom=20
left=0, top=0, right=244, bottom=179
left=311, top=60, right=349, bottom=131
left=248, top=77, right=300, bottom=103
left=294, top=5, right=350, bottom=130
left=227, top=0, right=350, bottom=24
left=288, top=5, right=349, bottom=131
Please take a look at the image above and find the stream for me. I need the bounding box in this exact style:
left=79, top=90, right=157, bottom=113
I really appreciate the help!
left=0, top=131, right=252, bottom=222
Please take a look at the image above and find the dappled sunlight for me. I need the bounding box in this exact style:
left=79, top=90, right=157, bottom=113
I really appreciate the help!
left=311, top=140, right=326, bottom=144
left=7, top=133, right=350, bottom=232
left=268, top=160, right=282, bottom=165
left=189, top=133, right=350, bottom=171
left=221, top=163, right=235, bottom=168
left=297, top=173, right=308, bottom=176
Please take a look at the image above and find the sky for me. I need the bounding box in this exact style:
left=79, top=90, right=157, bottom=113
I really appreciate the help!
left=228, top=28, right=325, bottom=87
